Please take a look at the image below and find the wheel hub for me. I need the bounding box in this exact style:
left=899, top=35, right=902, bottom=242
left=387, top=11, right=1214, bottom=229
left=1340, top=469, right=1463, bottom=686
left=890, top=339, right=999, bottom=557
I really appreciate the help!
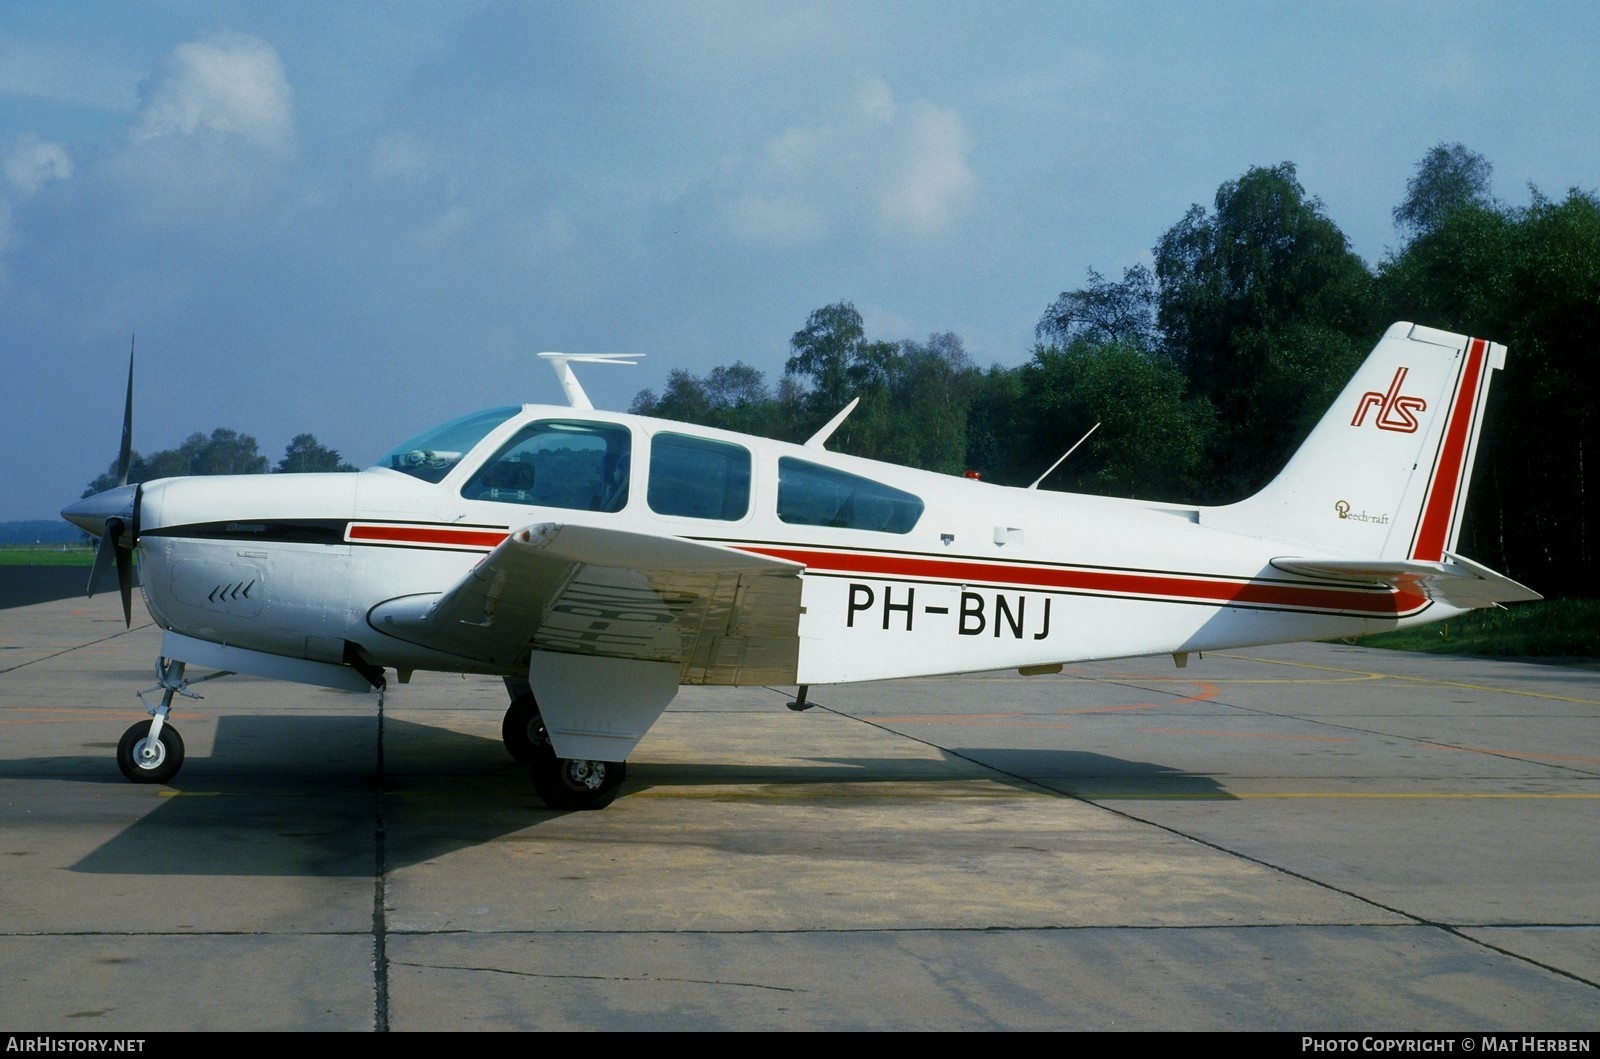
left=564, top=759, right=605, bottom=791
left=136, top=738, right=165, bottom=769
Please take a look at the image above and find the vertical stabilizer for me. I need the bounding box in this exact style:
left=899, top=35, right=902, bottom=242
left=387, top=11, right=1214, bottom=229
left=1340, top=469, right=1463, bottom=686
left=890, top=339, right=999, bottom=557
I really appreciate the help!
left=1203, top=322, right=1504, bottom=562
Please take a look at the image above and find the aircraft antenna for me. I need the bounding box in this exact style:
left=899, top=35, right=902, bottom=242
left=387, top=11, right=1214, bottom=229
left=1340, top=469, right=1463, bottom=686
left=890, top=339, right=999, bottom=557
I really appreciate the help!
left=538, top=352, right=641, bottom=410
left=1027, top=421, right=1100, bottom=490
left=803, top=397, right=860, bottom=449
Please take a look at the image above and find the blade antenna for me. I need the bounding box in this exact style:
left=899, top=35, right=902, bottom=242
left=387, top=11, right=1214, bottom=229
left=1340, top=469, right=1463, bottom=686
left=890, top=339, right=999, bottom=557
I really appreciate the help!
left=804, top=397, right=859, bottom=449
left=1027, top=422, right=1100, bottom=490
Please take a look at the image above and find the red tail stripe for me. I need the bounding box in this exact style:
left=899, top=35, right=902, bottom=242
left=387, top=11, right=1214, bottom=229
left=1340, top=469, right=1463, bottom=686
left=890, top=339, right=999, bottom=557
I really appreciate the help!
left=1412, top=338, right=1488, bottom=562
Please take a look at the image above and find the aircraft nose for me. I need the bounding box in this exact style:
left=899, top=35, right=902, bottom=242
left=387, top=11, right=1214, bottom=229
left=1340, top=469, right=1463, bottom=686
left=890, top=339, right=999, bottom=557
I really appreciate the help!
left=62, top=484, right=137, bottom=537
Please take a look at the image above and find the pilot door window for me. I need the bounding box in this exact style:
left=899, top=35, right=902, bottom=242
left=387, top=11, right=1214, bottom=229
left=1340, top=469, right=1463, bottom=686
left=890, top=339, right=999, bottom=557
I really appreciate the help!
left=647, top=432, right=752, bottom=521
left=461, top=420, right=632, bottom=512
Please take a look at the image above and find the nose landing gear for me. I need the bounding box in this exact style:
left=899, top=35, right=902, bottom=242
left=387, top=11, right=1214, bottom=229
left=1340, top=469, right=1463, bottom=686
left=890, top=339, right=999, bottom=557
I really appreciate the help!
left=117, top=718, right=185, bottom=784
left=115, top=658, right=229, bottom=785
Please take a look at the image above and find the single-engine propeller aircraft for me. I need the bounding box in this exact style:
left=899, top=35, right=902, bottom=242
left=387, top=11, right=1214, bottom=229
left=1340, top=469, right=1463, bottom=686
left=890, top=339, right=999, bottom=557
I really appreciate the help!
left=63, top=322, right=1539, bottom=809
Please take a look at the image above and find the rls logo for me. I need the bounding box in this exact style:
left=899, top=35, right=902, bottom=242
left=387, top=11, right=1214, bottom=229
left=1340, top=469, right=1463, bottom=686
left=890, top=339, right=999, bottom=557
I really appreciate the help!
left=1351, top=367, right=1426, bottom=433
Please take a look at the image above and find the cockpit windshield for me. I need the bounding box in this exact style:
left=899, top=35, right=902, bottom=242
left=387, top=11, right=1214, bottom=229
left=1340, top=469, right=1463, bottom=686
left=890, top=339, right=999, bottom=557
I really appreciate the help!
left=374, top=406, right=520, bottom=483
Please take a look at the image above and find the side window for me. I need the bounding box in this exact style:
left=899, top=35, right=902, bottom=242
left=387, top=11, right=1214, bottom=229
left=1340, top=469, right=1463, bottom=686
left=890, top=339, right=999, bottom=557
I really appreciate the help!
left=648, top=433, right=751, bottom=521
left=462, top=420, right=631, bottom=511
left=777, top=458, right=923, bottom=533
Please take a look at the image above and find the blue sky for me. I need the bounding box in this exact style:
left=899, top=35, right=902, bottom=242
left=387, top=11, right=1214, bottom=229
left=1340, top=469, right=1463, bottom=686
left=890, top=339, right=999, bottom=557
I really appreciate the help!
left=4, top=1, right=1597, bottom=521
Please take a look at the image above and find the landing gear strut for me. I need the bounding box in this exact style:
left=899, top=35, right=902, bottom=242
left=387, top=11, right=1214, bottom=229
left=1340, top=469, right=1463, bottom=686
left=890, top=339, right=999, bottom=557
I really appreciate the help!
left=118, top=658, right=195, bottom=783
left=501, top=687, right=626, bottom=810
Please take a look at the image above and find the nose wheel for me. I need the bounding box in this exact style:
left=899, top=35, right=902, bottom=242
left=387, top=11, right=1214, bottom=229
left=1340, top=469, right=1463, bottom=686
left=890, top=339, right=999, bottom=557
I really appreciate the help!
left=117, top=719, right=185, bottom=784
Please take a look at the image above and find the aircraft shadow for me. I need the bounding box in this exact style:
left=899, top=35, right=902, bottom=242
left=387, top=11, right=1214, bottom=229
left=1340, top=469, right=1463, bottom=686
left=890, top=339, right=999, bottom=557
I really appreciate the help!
left=41, top=715, right=1227, bottom=877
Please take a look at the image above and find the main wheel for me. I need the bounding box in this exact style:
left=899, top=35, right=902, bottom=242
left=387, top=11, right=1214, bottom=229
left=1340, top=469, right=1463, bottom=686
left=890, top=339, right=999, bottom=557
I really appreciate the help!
left=501, top=692, right=545, bottom=763
left=530, top=745, right=626, bottom=811
left=117, top=720, right=185, bottom=784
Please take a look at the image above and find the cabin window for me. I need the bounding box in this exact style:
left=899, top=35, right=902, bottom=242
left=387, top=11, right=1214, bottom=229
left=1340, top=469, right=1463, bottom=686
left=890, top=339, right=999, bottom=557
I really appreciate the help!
left=376, top=406, right=520, bottom=483
left=648, top=433, right=751, bottom=521
left=776, top=457, right=923, bottom=533
left=461, top=420, right=631, bottom=511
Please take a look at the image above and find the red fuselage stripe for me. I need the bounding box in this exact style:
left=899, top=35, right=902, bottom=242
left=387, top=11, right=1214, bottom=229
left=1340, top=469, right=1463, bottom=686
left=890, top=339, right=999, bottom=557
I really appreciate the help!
left=343, top=525, right=1424, bottom=617
left=738, top=545, right=1425, bottom=616
left=347, top=523, right=509, bottom=549
left=1411, top=338, right=1487, bottom=562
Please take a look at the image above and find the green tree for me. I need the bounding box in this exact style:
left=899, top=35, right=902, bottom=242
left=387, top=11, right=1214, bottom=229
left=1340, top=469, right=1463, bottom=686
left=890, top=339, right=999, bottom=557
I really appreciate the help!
left=1393, top=143, right=1495, bottom=240
left=1155, top=162, right=1374, bottom=499
left=784, top=302, right=901, bottom=455
left=631, top=361, right=801, bottom=439
left=963, top=365, right=1026, bottom=483
left=1037, top=265, right=1158, bottom=350
left=786, top=303, right=867, bottom=414
left=84, top=428, right=270, bottom=495
left=1012, top=337, right=1210, bottom=500
left=276, top=434, right=357, bottom=473
left=632, top=369, right=712, bottom=423
left=1377, top=184, right=1600, bottom=594
left=877, top=332, right=981, bottom=474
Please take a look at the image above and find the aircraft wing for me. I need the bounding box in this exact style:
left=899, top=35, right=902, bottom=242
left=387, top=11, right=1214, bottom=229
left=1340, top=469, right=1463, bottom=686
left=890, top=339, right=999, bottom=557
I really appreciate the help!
left=1271, top=551, right=1541, bottom=610
left=369, top=522, right=806, bottom=685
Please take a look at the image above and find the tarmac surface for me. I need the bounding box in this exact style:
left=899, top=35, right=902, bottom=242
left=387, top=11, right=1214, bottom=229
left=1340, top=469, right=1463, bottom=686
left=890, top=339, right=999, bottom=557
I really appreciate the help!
left=1, top=588, right=1597, bottom=1031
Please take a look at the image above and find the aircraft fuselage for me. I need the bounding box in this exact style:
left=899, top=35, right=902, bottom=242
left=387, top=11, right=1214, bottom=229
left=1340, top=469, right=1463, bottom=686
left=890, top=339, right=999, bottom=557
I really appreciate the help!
left=132, top=403, right=1448, bottom=691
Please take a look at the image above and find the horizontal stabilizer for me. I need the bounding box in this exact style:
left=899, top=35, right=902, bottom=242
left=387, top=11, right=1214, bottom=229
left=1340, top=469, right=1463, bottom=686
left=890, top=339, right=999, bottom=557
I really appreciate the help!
left=1271, top=552, right=1542, bottom=610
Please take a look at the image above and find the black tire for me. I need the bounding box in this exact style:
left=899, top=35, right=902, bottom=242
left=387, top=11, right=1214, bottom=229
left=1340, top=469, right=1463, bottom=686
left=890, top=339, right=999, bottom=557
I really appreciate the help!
left=117, top=720, right=185, bottom=784
left=530, top=744, right=626, bottom=811
left=501, top=692, right=545, bottom=764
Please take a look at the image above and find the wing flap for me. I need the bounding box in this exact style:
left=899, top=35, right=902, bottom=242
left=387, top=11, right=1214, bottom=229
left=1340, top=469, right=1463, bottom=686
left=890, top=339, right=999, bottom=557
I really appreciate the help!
left=1271, top=551, right=1541, bottom=610
left=368, top=522, right=805, bottom=683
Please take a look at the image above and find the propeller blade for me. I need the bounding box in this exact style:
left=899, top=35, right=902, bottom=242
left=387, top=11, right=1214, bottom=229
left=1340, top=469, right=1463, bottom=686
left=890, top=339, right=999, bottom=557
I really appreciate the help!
left=117, top=337, right=134, bottom=487
left=73, top=339, right=140, bottom=618
left=113, top=528, right=134, bottom=627
left=86, top=518, right=119, bottom=597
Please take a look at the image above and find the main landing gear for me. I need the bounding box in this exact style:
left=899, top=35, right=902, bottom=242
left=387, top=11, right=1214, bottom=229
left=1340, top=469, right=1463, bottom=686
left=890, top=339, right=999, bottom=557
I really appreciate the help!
left=501, top=689, right=626, bottom=811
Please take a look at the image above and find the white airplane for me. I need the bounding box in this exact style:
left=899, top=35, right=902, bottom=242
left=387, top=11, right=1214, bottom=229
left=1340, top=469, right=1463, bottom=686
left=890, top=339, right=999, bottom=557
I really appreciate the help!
left=63, top=322, right=1540, bottom=809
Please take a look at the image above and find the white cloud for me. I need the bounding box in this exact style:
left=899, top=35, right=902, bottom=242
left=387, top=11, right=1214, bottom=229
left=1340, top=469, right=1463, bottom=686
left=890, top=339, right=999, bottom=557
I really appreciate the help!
left=3, top=133, right=72, bottom=196
left=876, top=101, right=975, bottom=238
left=130, top=33, right=294, bottom=153
left=103, top=33, right=297, bottom=224
left=725, top=78, right=977, bottom=245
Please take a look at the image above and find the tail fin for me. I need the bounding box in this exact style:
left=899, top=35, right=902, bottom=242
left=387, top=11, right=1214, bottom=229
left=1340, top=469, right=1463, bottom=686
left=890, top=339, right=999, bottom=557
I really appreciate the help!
left=1205, top=323, right=1538, bottom=607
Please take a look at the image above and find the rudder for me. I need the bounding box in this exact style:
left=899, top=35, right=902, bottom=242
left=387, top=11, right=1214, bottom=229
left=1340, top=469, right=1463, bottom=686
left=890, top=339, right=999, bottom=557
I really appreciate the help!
left=1203, top=322, right=1505, bottom=562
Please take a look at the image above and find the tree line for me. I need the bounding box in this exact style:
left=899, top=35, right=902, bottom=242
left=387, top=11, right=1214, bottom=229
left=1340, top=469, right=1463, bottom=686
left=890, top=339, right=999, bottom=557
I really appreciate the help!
left=84, top=432, right=356, bottom=495
left=630, top=145, right=1597, bottom=597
